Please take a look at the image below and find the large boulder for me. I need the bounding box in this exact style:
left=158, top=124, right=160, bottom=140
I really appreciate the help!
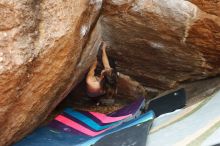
left=101, top=0, right=220, bottom=90
left=0, top=0, right=102, bottom=145
left=1, top=0, right=220, bottom=145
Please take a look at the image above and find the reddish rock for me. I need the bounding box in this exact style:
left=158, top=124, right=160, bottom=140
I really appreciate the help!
left=1, top=0, right=220, bottom=145
left=101, top=0, right=220, bottom=90
left=0, top=0, right=102, bottom=145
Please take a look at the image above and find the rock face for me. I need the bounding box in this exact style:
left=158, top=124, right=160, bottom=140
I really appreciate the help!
left=0, top=0, right=102, bottom=145
left=1, top=0, right=220, bottom=145
left=101, top=0, right=220, bottom=90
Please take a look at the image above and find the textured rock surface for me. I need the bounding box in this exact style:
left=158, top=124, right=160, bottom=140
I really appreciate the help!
left=1, top=0, right=220, bottom=145
left=101, top=0, right=220, bottom=90
left=0, top=0, right=102, bottom=145
left=117, top=73, right=158, bottom=100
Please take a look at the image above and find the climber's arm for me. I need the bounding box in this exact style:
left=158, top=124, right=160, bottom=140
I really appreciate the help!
left=87, top=59, right=98, bottom=78
left=102, top=43, right=111, bottom=69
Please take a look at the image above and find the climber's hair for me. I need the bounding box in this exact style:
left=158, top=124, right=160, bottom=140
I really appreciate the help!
left=101, top=68, right=118, bottom=98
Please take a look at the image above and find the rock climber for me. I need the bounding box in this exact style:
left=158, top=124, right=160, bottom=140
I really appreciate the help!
left=86, top=42, right=118, bottom=105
